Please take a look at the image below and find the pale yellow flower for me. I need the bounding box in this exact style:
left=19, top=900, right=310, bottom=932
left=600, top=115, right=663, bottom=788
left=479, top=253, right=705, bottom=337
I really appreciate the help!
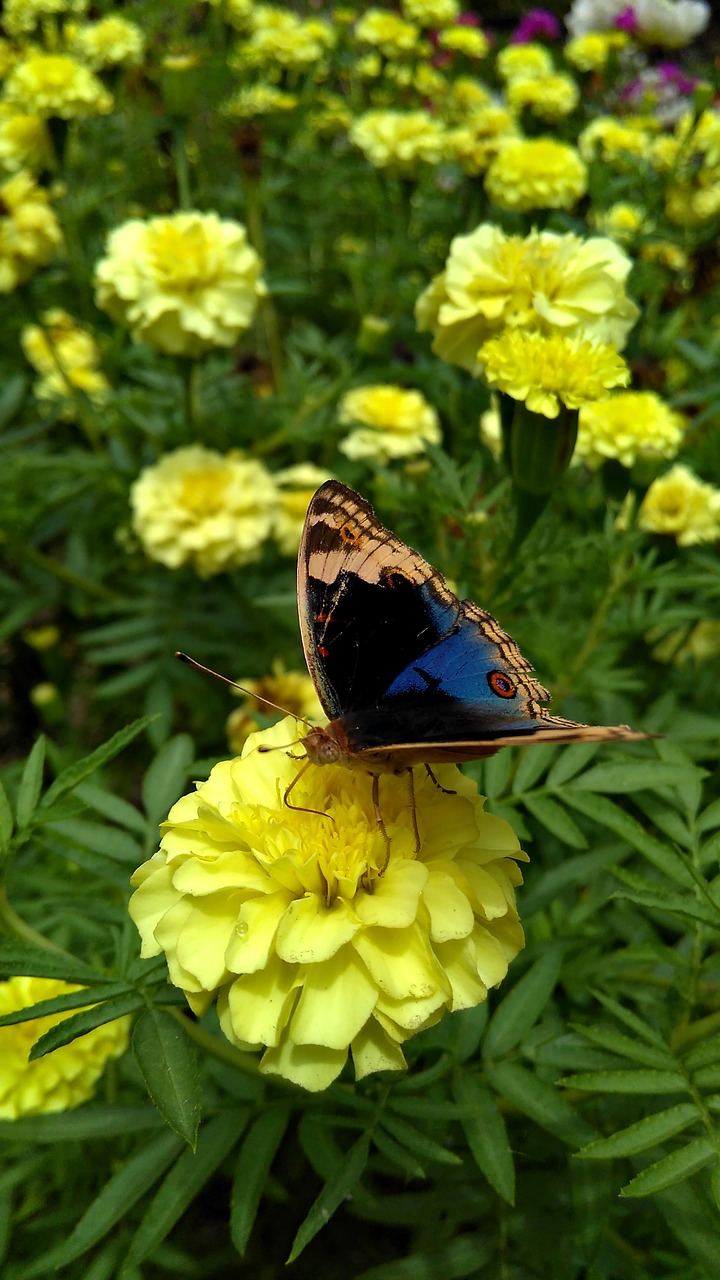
left=0, top=170, right=62, bottom=293
left=94, top=211, right=266, bottom=357
left=0, top=976, right=128, bottom=1119
left=350, top=109, right=446, bottom=173
left=575, top=392, right=685, bottom=467
left=437, top=25, right=489, bottom=57
left=210, top=0, right=253, bottom=30
left=273, top=463, right=334, bottom=556
left=402, top=0, right=459, bottom=26
left=665, top=181, right=720, bottom=226
left=65, top=16, right=146, bottom=70
left=223, top=84, right=298, bottom=117
left=479, top=398, right=503, bottom=459
left=440, top=76, right=492, bottom=121
left=22, top=305, right=110, bottom=413
left=497, top=42, right=553, bottom=81
left=445, top=106, right=518, bottom=175
left=226, top=661, right=323, bottom=754
left=231, top=8, right=334, bottom=71
left=506, top=73, right=580, bottom=121
left=579, top=117, right=652, bottom=167
left=0, top=108, right=52, bottom=174
left=2, top=0, right=87, bottom=38
left=338, top=384, right=442, bottom=461
left=637, top=465, right=720, bottom=546
left=564, top=31, right=628, bottom=71
left=129, top=717, right=526, bottom=1092
left=479, top=330, right=630, bottom=418
left=485, top=138, right=587, bottom=212
left=591, top=202, right=644, bottom=242
left=129, top=445, right=277, bottom=576
left=355, top=9, right=421, bottom=57
left=639, top=239, right=690, bottom=272
left=3, top=53, right=113, bottom=119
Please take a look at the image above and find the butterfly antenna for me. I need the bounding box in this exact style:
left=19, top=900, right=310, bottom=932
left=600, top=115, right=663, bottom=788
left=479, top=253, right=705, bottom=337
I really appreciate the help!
left=175, top=651, right=314, bottom=729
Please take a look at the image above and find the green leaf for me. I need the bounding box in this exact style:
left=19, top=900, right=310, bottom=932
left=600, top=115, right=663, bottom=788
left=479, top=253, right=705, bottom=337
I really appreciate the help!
left=46, top=817, right=142, bottom=864
left=573, top=762, right=700, bottom=794
left=484, top=947, right=563, bottom=1059
left=40, top=716, right=156, bottom=809
left=591, top=991, right=668, bottom=1048
left=0, top=1106, right=164, bottom=1143
left=372, top=1128, right=426, bottom=1179
left=48, top=1129, right=184, bottom=1267
left=352, top=1231, right=493, bottom=1279
left=127, top=1112, right=247, bottom=1266
left=482, top=751, right=513, bottom=800
left=141, top=734, right=194, bottom=831
left=521, top=794, right=588, bottom=848
left=132, top=1009, right=202, bottom=1148
left=572, top=1025, right=675, bottom=1069
left=563, top=791, right=695, bottom=888
left=545, top=743, right=599, bottom=789
left=29, top=991, right=144, bottom=1060
left=485, top=1061, right=595, bottom=1147
left=380, top=1115, right=462, bottom=1166
left=620, top=1137, right=716, bottom=1198
left=288, top=1132, right=371, bottom=1262
left=73, top=783, right=147, bottom=835
left=15, top=737, right=46, bottom=829
left=0, top=781, right=13, bottom=848
left=578, top=1103, right=700, bottom=1160
left=230, top=1104, right=291, bottom=1256
left=0, top=940, right=106, bottom=985
left=559, top=1069, right=687, bottom=1095
left=451, top=1073, right=514, bottom=1204
left=0, top=981, right=134, bottom=1028
left=512, top=744, right=557, bottom=795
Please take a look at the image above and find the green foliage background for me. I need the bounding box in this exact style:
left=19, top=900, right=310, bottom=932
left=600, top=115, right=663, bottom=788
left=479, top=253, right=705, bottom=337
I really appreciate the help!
left=1, top=1, right=719, bottom=1277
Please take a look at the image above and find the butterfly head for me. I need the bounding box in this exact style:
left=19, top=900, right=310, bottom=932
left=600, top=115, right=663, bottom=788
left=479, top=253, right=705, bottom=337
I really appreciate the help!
left=301, top=722, right=351, bottom=766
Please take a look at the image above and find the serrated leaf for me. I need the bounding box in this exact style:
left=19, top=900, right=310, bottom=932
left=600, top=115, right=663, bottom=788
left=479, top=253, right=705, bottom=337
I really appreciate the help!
left=482, top=751, right=513, bottom=800
left=578, top=1103, right=700, bottom=1160
left=372, top=1128, right=426, bottom=1179
left=288, top=1132, right=370, bottom=1262
left=141, top=734, right=194, bottom=831
left=452, top=1073, right=514, bottom=1204
left=29, top=991, right=143, bottom=1061
left=573, top=762, right=698, bottom=794
left=484, top=947, right=563, bottom=1059
left=620, top=1137, right=716, bottom=1198
left=512, top=745, right=557, bottom=795
left=15, top=737, right=46, bottom=829
left=48, top=1129, right=184, bottom=1267
left=572, top=1024, right=675, bottom=1069
left=40, top=717, right=155, bottom=809
left=0, top=781, right=13, bottom=848
left=0, top=941, right=105, bottom=985
left=230, top=1104, right=291, bottom=1256
left=485, top=1061, right=595, bottom=1147
left=591, top=991, right=668, bottom=1048
left=682, top=1033, right=720, bottom=1071
left=559, top=1069, right=687, bottom=1094
left=132, top=1009, right=201, bottom=1148
left=127, top=1112, right=247, bottom=1266
left=380, top=1115, right=462, bottom=1166
left=521, top=794, right=588, bottom=849
left=546, top=742, right=599, bottom=789
left=563, top=791, right=694, bottom=888
left=0, top=981, right=134, bottom=1028
left=0, top=1106, right=164, bottom=1143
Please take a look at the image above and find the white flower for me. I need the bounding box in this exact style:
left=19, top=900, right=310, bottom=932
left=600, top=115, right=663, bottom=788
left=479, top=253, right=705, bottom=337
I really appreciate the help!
left=634, top=0, right=710, bottom=47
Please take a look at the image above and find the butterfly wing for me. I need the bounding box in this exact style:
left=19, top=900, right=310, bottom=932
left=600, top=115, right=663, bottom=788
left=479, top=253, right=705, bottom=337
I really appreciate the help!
left=298, top=481, right=646, bottom=758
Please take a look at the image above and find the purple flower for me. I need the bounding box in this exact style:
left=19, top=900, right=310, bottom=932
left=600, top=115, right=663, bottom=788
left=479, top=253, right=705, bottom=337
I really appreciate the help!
left=511, top=8, right=561, bottom=43
left=657, top=62, right=698, bottom=94
left=615, top=6, right=639, bottom=34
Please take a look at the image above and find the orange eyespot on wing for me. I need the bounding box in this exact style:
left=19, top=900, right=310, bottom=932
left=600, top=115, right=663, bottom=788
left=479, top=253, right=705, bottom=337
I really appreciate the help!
left=488, top=671, right=516, bottom=698
left=339, top=519, right=364, bottom=547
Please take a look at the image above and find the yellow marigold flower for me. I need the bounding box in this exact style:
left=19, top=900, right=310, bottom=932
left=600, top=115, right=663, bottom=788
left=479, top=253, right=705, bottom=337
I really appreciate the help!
left=575, top=392, right=685, bottom=468
left=497, top=42, right=553, bottom=82
left=231, top=8, right=334, bottom=71
left=94, top=211, right=266, bottom=358
left=210, top=0, right=253, bottom=30
left=129, top=718, right=526, bottom=1092
left=479, top=330, right=630, bottom=419
left=415, top=224, right=638, bottom=374
left=2, top=0, right=87, bottom=38
left=22, top=307, right=100, bottom=375
left=437, top=25, right=489, bottom=57
left=307, top=93, right=353, bottom=136
left=591, top=202, right=644, bottom=242
left=402, top=0, right=459, bottom=26
left=3, top=53, right=113, bottom=119
left=355, top=9, right=421, bottom=57
left=0, top=108, right=52, bottom=174
left=441, top=75, right=492, bottom=121
left=350, top=109, right=446, bottom=174
left=226, top=661, right=323, bottom=754
left=338, top=384, right=442, bottom=462
left=564, top=31, right=628, bottom=71
left=223, top=84, right=298, bottom=117
left=579, top=117, right=651, bottom=167
left=665, top=181, right=720, bottom=227
left=65, top=16, right=146, bottom=70
left=637, top=465, right=720, bottom=546
left=35, top=365, right=110, bottom=414
left=445, top=106, right=518, bottom=174
left=273, top=463, right=334, bottom=556
left=0, top=170, right=62, bottom=293
left=0, top=976, right=128, bottom=1119
left=485, top=137, right=587, bottom=212
left=506, top=73, right=579, bottom=121
left=130, top=445, right=277, bottom=577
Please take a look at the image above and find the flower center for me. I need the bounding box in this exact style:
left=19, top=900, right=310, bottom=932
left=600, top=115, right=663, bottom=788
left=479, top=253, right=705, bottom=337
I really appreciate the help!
left=147, top=223, right=220, bottom=292
left=179, top=466, right=230, bottom=517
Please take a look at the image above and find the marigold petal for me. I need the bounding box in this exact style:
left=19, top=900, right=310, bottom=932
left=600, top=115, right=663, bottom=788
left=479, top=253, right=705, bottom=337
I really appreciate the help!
left=259, top=1039, right=348, bottom=1092
left=221, top=956, right=298, bottom=1048
left=375, top=986, right=448, bottom=1033
left=352, top=1020, right=408, bottom=1081
left=289, top=947, right=378, bottom=1049
left=434, top=937, right=489, bottom=1009
left=275, top=894, right=360, bottom=964
left=422, top=870, right=476, bottom=941
left=225, top=891, right=292, bottom=974
left=353, top=922, right=450, bottom=1000
left=171, top=850, right=271, bottom=896
left=128, top=857, right=181, bottom=957
left=455, top=861, right=514, bottom=920
left=354, top=860, right=428, bottom=928
left=171, top=893, right=244, bottom=991
left=473, top=925, right=514, bottom=987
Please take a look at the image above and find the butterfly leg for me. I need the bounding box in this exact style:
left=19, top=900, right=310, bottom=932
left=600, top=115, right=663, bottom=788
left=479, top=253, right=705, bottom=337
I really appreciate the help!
left=406, top=768, right=421, bottom=856
left=284, top=760, right=337, bottom=828
left=424, top=763, right=456, bottom=796
left=371, top=773, right=392, bottom=875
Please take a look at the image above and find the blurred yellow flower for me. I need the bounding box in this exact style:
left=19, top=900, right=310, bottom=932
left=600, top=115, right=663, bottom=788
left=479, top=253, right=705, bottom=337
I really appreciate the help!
left=129, top=717, right=526, bottom=1092
left=564, top=31, right=628, bottom=71
left=231, top=7, right=334, bottom=71
left=579, top=116, right=652, bottom=167
left=3, top=53, right=113, bottom=119
left=355, top=9, right=421, bottom=57
left=479, top=330, right=629, bottom=418
left=415, top=225, right=638, bottom=375
left=591, top=202, right=644, bottom=242
left=2, top=0, right=87, bottom=38
left=575, top=392, right=686, bottom=468
left=479, top=399, right=504, bottom=459
left=22, top=308, right=110, bottom=412
left=665, top=181, right=720, bottom=226
left=223, top=84, right=298, bottom=117
left=129, top=445, right=277, bottom=576
left=652, top=620, right=720, bottom=667
left=273, top=463, right=334, bottom=556
left=94, top=211, right=266, bottom=357
left=209, top=0, right=253, bottom=30
left=497, top=42, right=553, bottom=81
left=638, top=465, right=720, bottom=546
left=338, top=384, right=442, bottom=461
left=437, top=25, right=489, bottom=57
left=0, top=39, right=20, bottom=79
left=402, top=0, right=459, bottom=26
left=445, top=106, right=518, bottom=174
left=485, top=138, right=587, bottom=212
left=65, top=16, right=146, bottom=70
left=350, top=109, right=446, bottom=173
left=0, top=170, right=62, bottom=293
left=0, top=108, right=52, bottom=174
left=226, top=661, right=323, bottom=753
left=506, top=73, right=579, bottom=121
left=440, top=76, right=492, bottom=120
left=0, top=976, right=128, bottom=1119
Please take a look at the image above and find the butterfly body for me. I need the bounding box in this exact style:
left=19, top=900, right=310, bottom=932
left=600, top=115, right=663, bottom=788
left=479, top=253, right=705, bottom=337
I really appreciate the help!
left=297, top=481, right=647, bottom=769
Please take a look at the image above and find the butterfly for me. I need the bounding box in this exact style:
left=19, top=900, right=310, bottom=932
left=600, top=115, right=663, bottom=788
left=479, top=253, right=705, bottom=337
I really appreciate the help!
left=296, top=480, right=648, bottom=773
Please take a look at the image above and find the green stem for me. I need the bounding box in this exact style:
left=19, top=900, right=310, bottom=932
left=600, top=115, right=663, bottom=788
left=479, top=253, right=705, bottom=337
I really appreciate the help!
left=173, top=120, right=192, bottom=210
left=7, top=538, right=126, bottom=604
left=551, top=551, right=629, bottom=706
left=243, top=176, right=286, bottom=394
left=0, top=883, right=71, bottom=956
